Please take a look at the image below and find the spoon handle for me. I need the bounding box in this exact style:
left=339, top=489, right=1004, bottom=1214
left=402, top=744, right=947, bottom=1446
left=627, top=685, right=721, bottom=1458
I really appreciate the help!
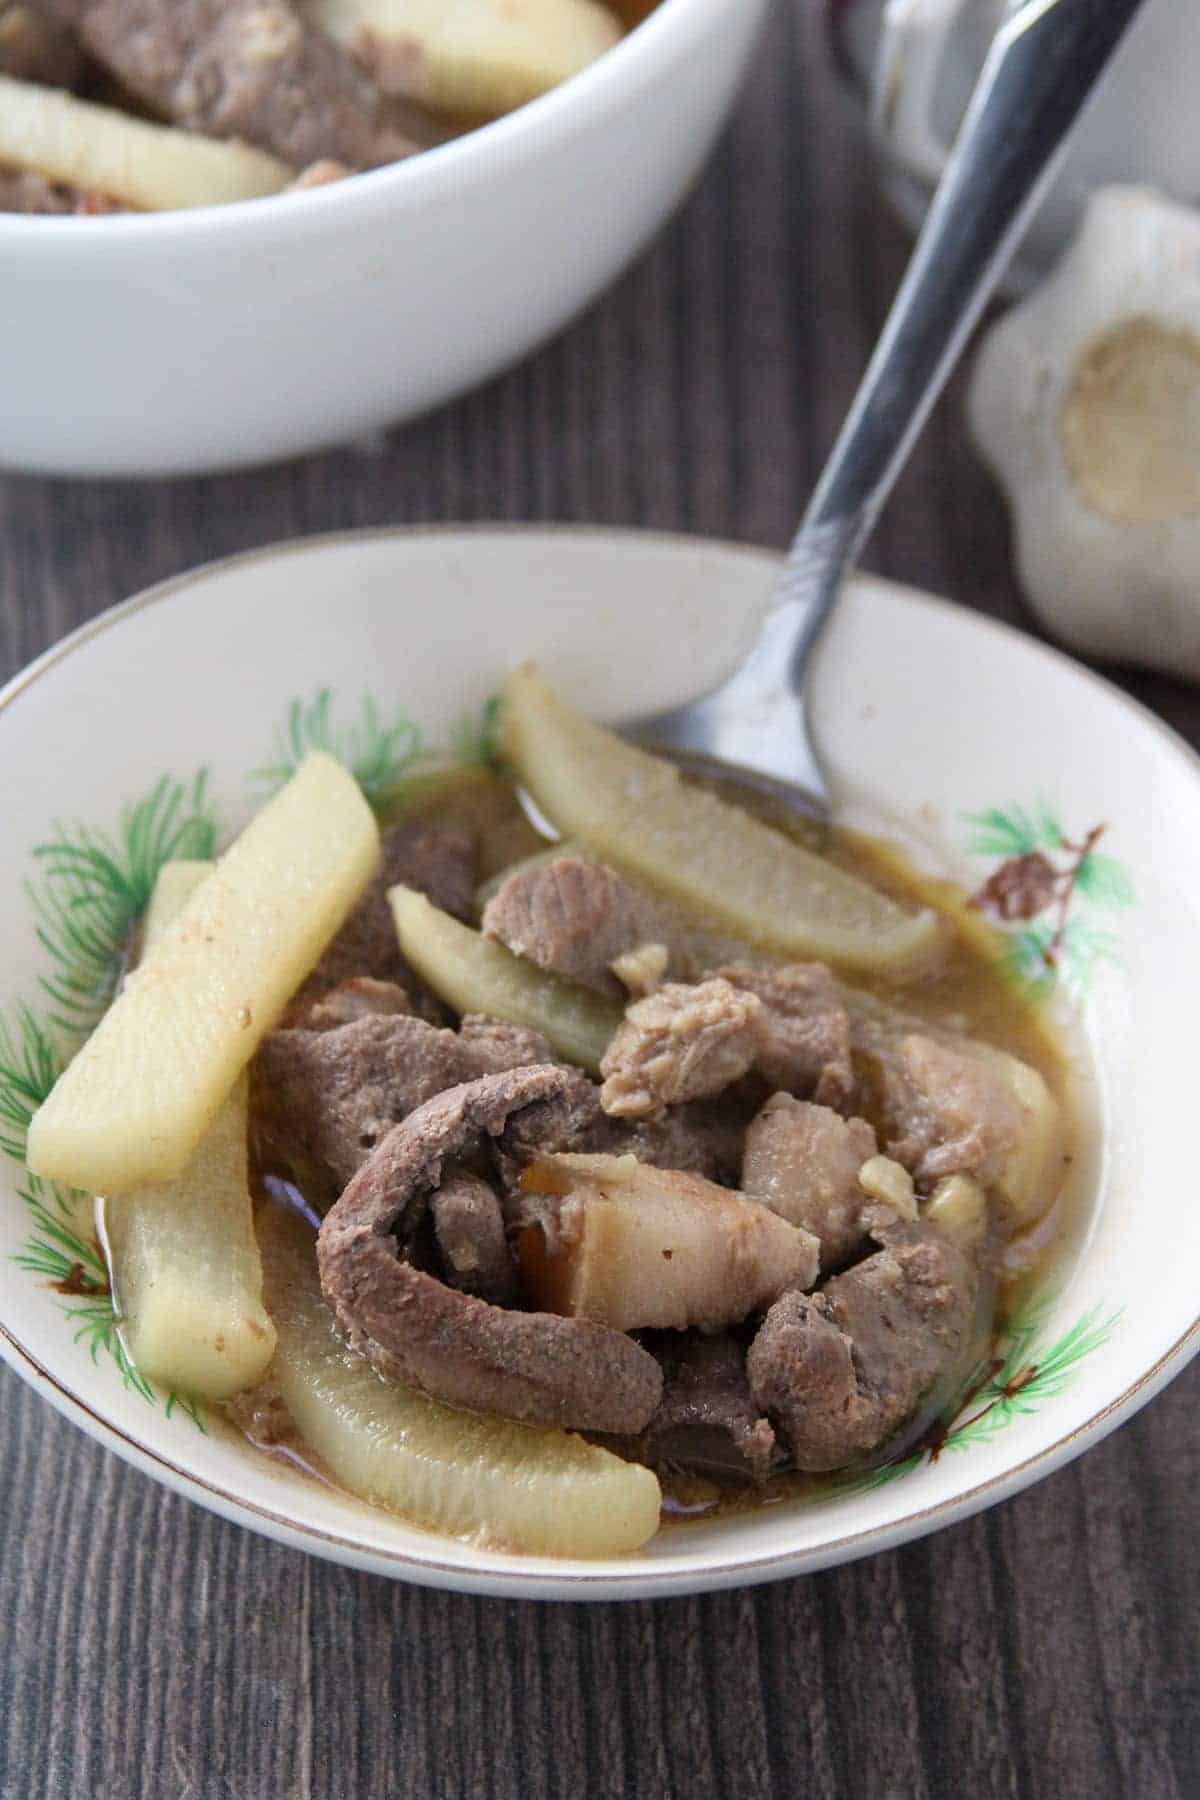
left=774, top=0, right=1150, bottom=685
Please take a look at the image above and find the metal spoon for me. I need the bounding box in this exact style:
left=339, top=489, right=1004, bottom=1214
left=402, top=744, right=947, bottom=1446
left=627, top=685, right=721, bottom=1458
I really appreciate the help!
left=629, top=0, right=1149, bottom=821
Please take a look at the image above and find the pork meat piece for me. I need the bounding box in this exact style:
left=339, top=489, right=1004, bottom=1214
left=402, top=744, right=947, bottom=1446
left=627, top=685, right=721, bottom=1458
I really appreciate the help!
left=288, top=819, right=476, bottom=1018
left=874, top=1032, right=1023, bottom=1186
left=599, top=979, right=765, bottom=1120
left=430, top=1167, right=518, bottom=1307
left=317, top=1066, right=663, bottom=1433
left=741, top=1094, right=878, bottom=1271
left=34, top=0, right=414, bottom=169
left=482, top=854, right=668, bottom=996
left=747, top=1223, right=977, bottom=1471
left=1, top=3, right=81, bottom=82
left=616, top=1333, right=780, bottom=1483
left=718, top=962, right=854, bottom=1108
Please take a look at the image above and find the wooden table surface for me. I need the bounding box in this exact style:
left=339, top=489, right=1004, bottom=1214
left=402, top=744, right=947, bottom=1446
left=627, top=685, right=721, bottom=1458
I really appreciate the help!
left=1, top=6, right=1197, bottom=1796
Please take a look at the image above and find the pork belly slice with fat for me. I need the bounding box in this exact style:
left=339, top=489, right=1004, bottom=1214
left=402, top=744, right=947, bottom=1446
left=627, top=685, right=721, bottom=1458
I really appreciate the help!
left=515, top=1151, right=818, bottom=1334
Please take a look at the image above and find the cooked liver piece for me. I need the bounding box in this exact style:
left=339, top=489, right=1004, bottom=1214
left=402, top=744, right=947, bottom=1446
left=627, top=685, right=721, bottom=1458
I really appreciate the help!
left=495, top=1066, right=745, bottom=1188
left=622, top=1334, right=779, bottom=1483
left=600, top=979, right=765, bottom=1120
left=457, top=1014, right=562, bottom=1074
left=494, top=1067, right=613, bottom=1173
left=317, top=1067, right=663, bottom=1434
left=35, top=0, right=414, bottom=169
left=382, top=818, right=478, bottom=919
left=718, top=962, right=855, bottom=1107
left=254, top=1008, right=559, bottom=1197
left=747, top=1223, right=977, bottom=1471
left=0, top=4, right=81, bottom=83
left=741, top=1095, right=877, bottom=1271
left=254, top=1015, right=480, bottom=1195
left=288, top=818, right=476, bottom=1018
left=482, top=854, right=667, bottom=996
left=430, top=1168, right=517, bottom=1307
left=874, top=1032, right=1022, bottom=1185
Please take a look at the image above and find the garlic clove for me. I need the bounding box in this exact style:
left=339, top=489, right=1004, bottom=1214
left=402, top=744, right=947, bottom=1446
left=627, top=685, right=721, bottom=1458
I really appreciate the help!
left=969, top=185, right=1200, bottom=682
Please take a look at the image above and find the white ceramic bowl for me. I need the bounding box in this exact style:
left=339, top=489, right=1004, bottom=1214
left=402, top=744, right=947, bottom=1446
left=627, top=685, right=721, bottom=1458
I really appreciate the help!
left=0, top=0, right=766, bottom=478
left=1, top=526, right=1197, bottom=1600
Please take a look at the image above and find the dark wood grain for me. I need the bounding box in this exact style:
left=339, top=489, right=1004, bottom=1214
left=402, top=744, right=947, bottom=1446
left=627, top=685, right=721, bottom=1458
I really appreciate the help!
left=1, top=5, right=1198, bottom=1796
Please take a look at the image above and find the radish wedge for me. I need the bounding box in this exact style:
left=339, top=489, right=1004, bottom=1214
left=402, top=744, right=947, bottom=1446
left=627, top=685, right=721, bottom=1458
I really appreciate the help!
left=102, top=859, right=276, bottom=1401
left=499, top=665, right=943, bottom=973
left=139, top=858, right=214, bottom=948
left=389, top=884, right=622, bottom=1071
left=257, top=1204, right=662, bottom=1557
left=28, top=753, right=379, bottom=1195
left=313, top=0, right=620, bottom=119
left=0, top=73, right=292, bottom=210
left=103, top=1071, right=273, bottom=1398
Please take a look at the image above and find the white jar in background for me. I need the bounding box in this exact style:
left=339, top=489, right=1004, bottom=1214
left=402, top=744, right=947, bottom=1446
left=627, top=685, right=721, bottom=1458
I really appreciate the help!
left=830, top=0, right=1200, bottom=288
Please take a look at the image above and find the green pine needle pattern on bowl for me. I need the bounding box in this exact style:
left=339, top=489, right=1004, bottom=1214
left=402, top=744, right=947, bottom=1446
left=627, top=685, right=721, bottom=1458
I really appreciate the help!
left=964, top=801, right=1134, bottom=995
left=838, top=1295, right=1120, bottom=1494
left=0, top=693, right=1124, bottom=1487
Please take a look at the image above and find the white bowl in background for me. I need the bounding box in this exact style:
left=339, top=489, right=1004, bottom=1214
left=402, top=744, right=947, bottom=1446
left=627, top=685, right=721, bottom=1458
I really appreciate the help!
left=1, top=525, right=1196, bottom=1599
left=0, top=0, right=767, bottom=478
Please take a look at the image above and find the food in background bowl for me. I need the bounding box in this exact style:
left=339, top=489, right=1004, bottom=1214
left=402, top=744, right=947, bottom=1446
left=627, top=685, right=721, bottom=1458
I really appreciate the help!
left=25, top=664, right=1075, bottom=1558
left=1, top=0, right=768, bottom=474
left=0, top=0, right=649, bottom=213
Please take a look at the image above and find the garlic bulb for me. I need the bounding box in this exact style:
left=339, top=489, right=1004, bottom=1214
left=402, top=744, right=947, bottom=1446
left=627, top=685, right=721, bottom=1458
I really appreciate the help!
left=969, top=186, right=1200, bottom=680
